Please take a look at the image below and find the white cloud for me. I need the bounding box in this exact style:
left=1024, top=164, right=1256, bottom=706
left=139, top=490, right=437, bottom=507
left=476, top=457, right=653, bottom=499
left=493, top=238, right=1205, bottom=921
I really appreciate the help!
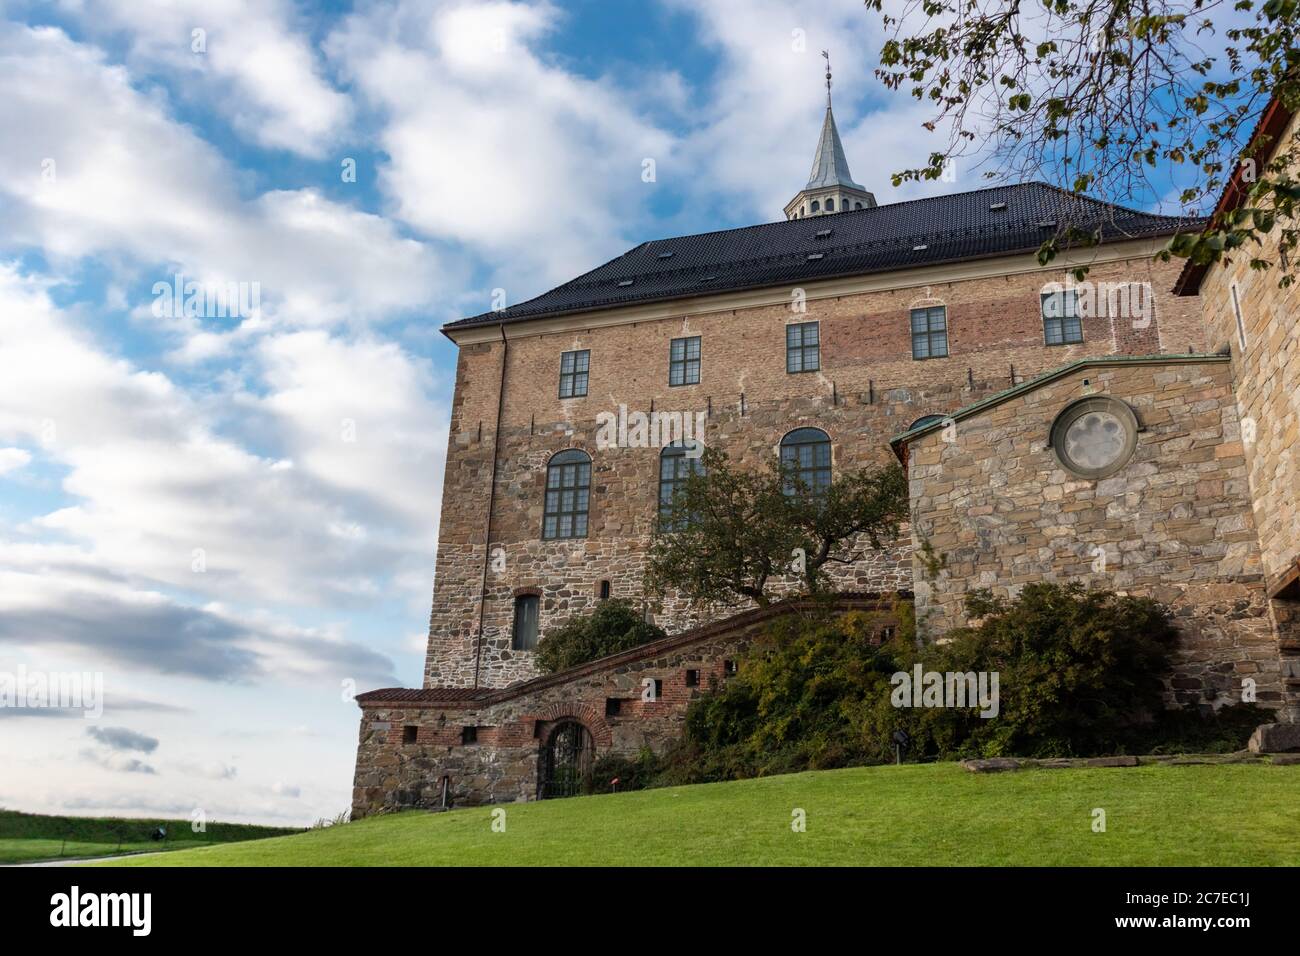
left=0, top=447, right=31, bottom=476
left=0, top=266, right=446, bottom=609
left=327, top=0, right=676, bottom=295
left=664, top=0, right=963, bottom=219
left=60, top=0, right=352, bottom=156
left=0, top=21, right=453, bottom=332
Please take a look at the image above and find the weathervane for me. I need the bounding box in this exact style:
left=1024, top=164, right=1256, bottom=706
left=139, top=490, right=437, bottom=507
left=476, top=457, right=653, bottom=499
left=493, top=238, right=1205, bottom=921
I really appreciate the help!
left=822, top=50, right=832, bottom=107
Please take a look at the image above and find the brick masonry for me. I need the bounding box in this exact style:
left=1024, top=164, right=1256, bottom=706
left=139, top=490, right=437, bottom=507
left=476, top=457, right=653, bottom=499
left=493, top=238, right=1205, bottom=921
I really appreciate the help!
left=428, top=253, right=1201, bottom=688
left=353, top=595, right=899, bottom=815
left=352, top=231, right=1300, bottom=814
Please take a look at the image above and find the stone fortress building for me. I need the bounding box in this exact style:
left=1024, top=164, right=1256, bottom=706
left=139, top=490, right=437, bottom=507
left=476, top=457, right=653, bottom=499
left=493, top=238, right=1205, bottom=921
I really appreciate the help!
left=351, top=82, right=1300, bottom=816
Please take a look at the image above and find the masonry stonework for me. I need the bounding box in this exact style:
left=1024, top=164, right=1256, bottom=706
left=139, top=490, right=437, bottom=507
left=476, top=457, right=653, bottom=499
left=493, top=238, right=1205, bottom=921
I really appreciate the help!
left=429, top=251, right=1200, bottom=690
left=902, top=357, right=1292, bottom=715
left=355, top=596, right=900, bottom=816
left=1194, top=109, right=1300, bottom=597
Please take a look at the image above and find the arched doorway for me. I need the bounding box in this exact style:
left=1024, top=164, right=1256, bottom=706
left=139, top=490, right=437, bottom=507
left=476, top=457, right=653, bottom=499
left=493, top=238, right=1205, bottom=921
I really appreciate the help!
left=539, top=721, right=594, bottom=799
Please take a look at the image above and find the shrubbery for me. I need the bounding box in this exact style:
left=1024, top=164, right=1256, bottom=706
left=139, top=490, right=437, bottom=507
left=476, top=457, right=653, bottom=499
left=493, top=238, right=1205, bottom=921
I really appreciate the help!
left=534, top=599, right=666, bottom=674
left=653, top=583, right=1268, bottom=785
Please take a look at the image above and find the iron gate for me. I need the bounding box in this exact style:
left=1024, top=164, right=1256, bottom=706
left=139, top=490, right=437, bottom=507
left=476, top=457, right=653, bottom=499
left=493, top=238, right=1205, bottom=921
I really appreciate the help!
left=539, top=721, right=594, bottom=799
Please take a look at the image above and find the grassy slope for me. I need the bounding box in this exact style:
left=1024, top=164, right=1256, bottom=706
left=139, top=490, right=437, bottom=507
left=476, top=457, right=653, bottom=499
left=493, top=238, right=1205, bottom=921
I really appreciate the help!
left=0, top=809, right=298, bottom=864
left=104, top=762, right=1300, bottom=867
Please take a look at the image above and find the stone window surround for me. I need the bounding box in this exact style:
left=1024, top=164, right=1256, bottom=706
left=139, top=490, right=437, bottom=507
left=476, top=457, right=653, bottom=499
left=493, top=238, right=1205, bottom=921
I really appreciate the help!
left=1047, top=395, right=1141, bottom=480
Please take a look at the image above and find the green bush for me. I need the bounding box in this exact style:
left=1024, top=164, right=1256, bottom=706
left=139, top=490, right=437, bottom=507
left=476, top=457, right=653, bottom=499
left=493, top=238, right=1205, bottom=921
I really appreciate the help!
left=890, top=583, right=1181, bottom=759
left=661, top=583, right=1265, bottom=783
left=534, top=599, right=666, bottom=674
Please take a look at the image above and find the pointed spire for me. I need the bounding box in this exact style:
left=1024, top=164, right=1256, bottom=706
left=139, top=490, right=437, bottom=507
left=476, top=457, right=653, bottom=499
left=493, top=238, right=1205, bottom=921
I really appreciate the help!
left=783, top=54, right=875, bottom=219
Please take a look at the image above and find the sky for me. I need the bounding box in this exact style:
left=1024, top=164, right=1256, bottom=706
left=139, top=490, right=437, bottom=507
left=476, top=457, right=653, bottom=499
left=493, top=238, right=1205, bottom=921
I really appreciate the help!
left=0, top=0, right=1222, bottom=826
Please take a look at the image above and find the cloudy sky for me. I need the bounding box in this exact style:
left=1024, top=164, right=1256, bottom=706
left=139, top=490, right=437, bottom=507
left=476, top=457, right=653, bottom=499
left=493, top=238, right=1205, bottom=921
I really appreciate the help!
left=0, top=0, right=1214, bottom=825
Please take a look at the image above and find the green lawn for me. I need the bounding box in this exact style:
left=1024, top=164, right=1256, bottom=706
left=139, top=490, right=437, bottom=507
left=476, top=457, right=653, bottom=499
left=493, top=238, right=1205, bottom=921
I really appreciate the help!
left=101, top=761, right=1300, bottom=867
left=0, top=809, right=298, bottom=865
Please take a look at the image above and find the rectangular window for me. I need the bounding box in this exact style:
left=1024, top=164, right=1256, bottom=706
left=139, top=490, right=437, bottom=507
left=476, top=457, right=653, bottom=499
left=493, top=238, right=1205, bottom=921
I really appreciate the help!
left=786, top=322, right=820, bottom=373
left=511, top=594, right=540, bottom=651
left=1231, top=283, right=1247, bottom=349
left=605, top=698, right=622, bottom=717
left=402, top=725, right=418, bottom=744
left=558, top=349, right=589, bottom=398
left=685, top=669, right=700, bottom=687
left=669, top=336, right=701, bottom=386
left=461, top=726, right=477, bottom=745
left=910, top=307, right=949, bottom=359
left=1041, top=290, right=1083, bottom=345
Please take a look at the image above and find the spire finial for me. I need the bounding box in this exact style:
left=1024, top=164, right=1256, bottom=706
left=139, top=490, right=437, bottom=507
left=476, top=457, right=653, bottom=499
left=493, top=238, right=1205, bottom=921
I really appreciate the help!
left=822, top=50, right=832, bottom=107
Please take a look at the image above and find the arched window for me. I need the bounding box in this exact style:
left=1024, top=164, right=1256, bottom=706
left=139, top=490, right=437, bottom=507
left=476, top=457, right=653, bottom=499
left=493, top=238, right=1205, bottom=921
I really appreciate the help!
left=826, top=198, right=836, bottom=211
left=810, top=199, right=820, bottom=212
left=543, top=449, right=591, bottom=539
left=780, top=428, right=831, bottom=496
left=659, top=441, right=704, bottom=529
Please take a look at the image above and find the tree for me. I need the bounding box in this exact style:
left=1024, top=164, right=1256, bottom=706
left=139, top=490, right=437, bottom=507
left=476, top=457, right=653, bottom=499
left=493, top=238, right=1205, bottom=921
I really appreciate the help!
left=534, top=599, right=666, bottom=674
left=866, top=0, right=1300, bottom=284
left=643, top=448, right=909, bottom=608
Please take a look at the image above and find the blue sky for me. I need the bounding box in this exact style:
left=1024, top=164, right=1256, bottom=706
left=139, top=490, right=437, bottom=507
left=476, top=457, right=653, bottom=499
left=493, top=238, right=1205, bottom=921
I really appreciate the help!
left=0, top=0, right=1220, bottom=825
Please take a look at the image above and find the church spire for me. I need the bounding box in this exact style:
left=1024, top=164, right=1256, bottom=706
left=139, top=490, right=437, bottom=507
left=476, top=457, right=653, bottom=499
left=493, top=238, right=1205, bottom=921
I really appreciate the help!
left=783, top=52, right=876, bottom=220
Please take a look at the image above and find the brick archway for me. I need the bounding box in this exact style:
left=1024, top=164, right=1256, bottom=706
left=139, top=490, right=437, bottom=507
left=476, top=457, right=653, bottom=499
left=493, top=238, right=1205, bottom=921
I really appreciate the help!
left=532, top=702, right=613, bottom=748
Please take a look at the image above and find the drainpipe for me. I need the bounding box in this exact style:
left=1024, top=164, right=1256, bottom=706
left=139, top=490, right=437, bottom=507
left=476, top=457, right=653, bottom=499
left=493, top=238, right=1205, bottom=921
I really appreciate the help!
left=472, top=322, right=509, bottom=688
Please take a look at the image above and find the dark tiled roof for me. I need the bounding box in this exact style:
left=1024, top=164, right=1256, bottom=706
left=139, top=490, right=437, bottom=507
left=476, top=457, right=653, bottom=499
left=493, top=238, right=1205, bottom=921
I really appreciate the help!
left=445, top=182, right=1201, bottom=333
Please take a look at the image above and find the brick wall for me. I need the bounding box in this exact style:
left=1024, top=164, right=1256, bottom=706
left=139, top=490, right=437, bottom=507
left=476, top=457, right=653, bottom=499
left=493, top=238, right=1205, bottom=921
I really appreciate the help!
left=904, top=357, right=1289, bottom=714
left=355, top=596, right=900, bottom=815
left=428, top=253, right=1202, bottom=689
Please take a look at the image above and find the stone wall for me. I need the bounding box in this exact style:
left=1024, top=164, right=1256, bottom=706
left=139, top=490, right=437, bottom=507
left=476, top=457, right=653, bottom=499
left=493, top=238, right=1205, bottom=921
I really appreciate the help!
left=354, top=596, right=901, bottom=815
left=1195, top=108, right=1300, bottom=596
left=903, top=356, right=1289, bottom=714
left=429, top=252, right=1200, bottom=688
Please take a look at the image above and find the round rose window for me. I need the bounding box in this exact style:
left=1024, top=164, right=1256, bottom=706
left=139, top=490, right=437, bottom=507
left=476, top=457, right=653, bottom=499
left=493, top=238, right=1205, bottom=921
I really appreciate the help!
left=1049, top=397, right=1139, bottom=479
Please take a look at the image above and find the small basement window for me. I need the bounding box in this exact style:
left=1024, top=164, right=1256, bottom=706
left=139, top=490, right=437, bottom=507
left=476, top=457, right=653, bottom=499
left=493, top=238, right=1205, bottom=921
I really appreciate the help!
left=461, top=726, right=477, bottom=745
left=402, top=725, right=418, bottom=744
left=605, top=698, right=622, bottom=717
left=685, top=669, right=700, bottom=687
